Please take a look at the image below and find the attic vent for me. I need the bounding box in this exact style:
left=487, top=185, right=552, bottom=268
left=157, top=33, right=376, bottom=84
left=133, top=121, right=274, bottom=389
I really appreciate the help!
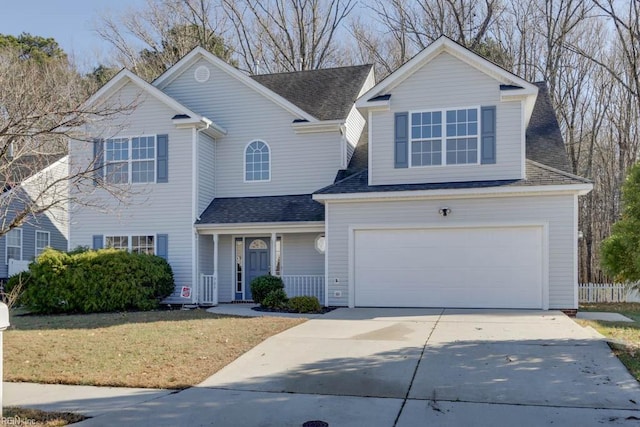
left=194, top=65, right=210, bottom=83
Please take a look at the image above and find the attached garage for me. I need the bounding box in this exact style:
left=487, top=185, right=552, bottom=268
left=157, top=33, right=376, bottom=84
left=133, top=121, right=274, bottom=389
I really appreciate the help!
left=352, top=226, right=546, bottom=309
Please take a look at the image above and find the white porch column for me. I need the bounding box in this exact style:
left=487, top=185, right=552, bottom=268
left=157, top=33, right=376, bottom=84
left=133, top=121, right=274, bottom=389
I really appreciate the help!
left=213, top=233, right=219, bottom=281
left=270, top=232, right=277, bottom=275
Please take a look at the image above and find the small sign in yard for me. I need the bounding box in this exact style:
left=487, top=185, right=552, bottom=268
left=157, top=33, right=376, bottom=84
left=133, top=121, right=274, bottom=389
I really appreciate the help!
left=181, top=286, right=191, bottom=299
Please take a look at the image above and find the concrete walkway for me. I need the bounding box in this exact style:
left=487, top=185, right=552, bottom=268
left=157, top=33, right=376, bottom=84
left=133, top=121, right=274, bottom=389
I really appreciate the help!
left=577, top=311, right=635, bottom=322
left=6, top=308, right=640, bottom=426
left=206, top=303, right=324, bottom=318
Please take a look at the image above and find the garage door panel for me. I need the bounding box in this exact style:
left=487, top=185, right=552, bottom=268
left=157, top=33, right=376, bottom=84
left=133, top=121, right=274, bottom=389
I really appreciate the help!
left=354, top=227, right=543, bottom=308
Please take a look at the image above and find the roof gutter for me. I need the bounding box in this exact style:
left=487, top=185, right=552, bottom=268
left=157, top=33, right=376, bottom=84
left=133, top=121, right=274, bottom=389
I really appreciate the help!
left=291, top=119, right=344, bottom=134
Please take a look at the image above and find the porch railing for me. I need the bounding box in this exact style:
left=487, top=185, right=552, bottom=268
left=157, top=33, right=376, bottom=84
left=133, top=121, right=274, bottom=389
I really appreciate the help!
left=282, top=275, right=325, bottom=303
left=579, top=283, right=640, bottom=303
left=200, top=274, right=218, bottom=305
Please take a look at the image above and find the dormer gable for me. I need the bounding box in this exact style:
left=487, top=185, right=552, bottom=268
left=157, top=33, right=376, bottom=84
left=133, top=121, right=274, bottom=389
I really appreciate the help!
left=357, top=36, right=538, bottom=128
left=83, top=69, right=226, bottom=138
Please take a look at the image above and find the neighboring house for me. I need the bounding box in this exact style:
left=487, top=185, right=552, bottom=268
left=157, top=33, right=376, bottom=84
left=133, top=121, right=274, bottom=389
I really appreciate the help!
left=69, top=36, right=592, bottom=311
left=0, top=156, right=69, bottom=279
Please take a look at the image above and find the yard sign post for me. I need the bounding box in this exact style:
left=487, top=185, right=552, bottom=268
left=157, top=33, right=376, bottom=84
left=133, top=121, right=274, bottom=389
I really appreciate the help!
left=0, top=303, right=9, bottom=419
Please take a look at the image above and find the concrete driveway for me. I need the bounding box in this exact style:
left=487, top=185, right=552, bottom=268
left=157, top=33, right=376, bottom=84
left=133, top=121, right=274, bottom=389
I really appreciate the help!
left=74, top=308, right=639, bottom=426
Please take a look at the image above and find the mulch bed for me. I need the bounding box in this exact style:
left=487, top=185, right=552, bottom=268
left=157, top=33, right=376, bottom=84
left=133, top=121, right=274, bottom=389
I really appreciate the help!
left=252, top=306, right=337, bottom=315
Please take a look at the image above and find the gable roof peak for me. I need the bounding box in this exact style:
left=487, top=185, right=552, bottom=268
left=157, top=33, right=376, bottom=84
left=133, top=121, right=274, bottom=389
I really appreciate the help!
left=356, top=36, right=537, bottom=108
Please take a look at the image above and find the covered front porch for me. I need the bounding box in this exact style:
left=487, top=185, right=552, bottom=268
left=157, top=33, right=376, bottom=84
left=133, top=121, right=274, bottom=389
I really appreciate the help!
left=194, top=194, right=327, bottom=306
left=196, top=225, right=326, bottom=306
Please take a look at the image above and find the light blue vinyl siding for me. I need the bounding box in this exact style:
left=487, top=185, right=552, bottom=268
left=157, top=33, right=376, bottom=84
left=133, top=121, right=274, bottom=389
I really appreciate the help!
left=326, top=194, right=578, bottom=309
left=371, top=51, right=523, bottom=185
left=160, top=57, right=343, bottom=197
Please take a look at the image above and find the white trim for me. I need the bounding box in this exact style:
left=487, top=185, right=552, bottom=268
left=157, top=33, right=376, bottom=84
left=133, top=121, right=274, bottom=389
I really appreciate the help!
left=5, top=228, right=22, bottom=264
left=152, top=47, right=317, bottom=122
left=195, top=222, right=325, bottom=234
left=347, top=221, right=549, bottom=309
left=213, top=233, right=219, bottom=305
left=84, top=69, right=219, bottom=128
left=173, top=116, right=227, bottom=138
left=35, top=230, right=50, bottom=257
left=191, top=128, right=198, bottom=303
left=270, top=233, right=277, bottom=276
left=313, top=183, right=593, bottom=203
left=356, top=37, right=538, bottom=109
left=243, top=140, right=272, bottom=183
left=292, top=120, right=344, bottom=134
left=324, top=203, right=329, bottom=307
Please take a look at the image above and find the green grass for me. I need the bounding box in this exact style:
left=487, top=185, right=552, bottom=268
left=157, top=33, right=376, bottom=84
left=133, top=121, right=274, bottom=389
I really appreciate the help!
left=5, top=308, right=305, bottom=389
left=577, top=303, right=640, bottom=380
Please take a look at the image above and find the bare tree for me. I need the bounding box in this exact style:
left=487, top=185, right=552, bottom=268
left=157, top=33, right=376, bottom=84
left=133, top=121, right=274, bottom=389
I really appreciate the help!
left=351, top=0, right=505, bottom=80
left=222, top=0, right=355, bottom=73
left=0, top=46, right=134, bottom=239
left=96, top=0, right=233, bottom=81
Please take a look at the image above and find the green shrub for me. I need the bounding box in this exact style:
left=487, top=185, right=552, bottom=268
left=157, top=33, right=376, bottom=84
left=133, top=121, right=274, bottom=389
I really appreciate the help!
left=250, top=275, right=284, bottom=305
left=288, top=296, right=322, bottom=313
left=262, top=288, right=288, bottom=309
left=18, top=248, right=174, bottom=314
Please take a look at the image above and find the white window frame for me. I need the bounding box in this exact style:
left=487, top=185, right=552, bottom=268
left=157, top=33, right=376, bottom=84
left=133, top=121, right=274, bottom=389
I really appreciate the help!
left=409, top=106, right=481, bottom=168
left=35, top=230, right=51, bottom=257
left=243, top=140, right=271, bottom=183
left=105, top=135, right=157, bottom=184
left=105, top=234, right=155, bottom=255
left=6, top=228, right=22, bottom=263
left=232, top=235, right=283, bottom=300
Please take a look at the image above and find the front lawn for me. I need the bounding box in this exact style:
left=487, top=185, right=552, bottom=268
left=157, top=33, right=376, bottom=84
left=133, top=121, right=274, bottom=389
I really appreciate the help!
left=577, top=303, right=640, bottom=381
left=4, top=309, right=305, bottom=389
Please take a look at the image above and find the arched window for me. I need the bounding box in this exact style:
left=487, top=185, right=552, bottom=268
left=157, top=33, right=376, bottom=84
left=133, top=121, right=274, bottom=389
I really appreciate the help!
left=245, top=140, right=270, bottom=181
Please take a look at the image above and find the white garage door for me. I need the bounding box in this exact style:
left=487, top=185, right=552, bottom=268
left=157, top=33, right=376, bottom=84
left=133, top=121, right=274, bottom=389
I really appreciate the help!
left=354, top=226, right=544, bottom=309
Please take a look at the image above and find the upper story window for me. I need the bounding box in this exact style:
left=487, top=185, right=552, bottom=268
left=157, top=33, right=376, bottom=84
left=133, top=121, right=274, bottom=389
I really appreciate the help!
left=410, top=107, right=479, bottom=167
left=245, top=140, right=270, bottom=182
left=105, top=136, right=156, bottom=184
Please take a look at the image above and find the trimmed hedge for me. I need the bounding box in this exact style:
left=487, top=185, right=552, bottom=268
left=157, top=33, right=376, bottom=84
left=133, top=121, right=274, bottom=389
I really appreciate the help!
left=288, top=296, right=322, bottom=313
left=16, top=248, right=174, bottom=314
left=250, top=275, right=285, bottom=305
left=262, top=288, right=288, bottom=309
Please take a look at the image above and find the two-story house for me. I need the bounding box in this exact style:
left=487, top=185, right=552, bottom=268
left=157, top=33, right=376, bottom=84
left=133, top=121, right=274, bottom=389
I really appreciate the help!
left=0, top=156, right=69, bottom=280
left=69, top=36, right=592, bottom=311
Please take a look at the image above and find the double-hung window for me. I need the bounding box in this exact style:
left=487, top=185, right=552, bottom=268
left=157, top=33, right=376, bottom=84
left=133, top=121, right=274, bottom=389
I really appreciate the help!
left=35, top=231, right=50, bottom=257
left=105, top=136, right=156, bottom=184
left=410, top=107, right=479, bottom=167
left=6, top=228, right=22, bottom=262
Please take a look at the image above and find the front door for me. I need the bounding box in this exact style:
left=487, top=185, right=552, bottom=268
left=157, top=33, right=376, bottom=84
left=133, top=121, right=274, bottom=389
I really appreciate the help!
left=245, top=238, right=270, bottom=300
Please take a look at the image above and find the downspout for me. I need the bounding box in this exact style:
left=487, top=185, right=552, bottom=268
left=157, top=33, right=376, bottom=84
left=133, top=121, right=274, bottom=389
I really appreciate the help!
left=192, top=119, right=211, bottom=304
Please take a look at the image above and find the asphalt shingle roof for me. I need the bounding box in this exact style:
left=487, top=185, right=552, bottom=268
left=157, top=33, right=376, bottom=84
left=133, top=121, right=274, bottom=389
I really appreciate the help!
left=315, top=161, right=590, bottom=195
left=250, top=64, right=373, bottom=120
left=196, top=194, right=324, bottom=225
left=526, top=82, right=573, bottom=173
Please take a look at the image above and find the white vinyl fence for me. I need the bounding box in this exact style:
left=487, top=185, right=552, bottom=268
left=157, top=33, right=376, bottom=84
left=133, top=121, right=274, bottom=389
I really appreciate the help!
left=578, top=283, right=640, bottom=303
left=8, top=260, right=29, bottom=277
